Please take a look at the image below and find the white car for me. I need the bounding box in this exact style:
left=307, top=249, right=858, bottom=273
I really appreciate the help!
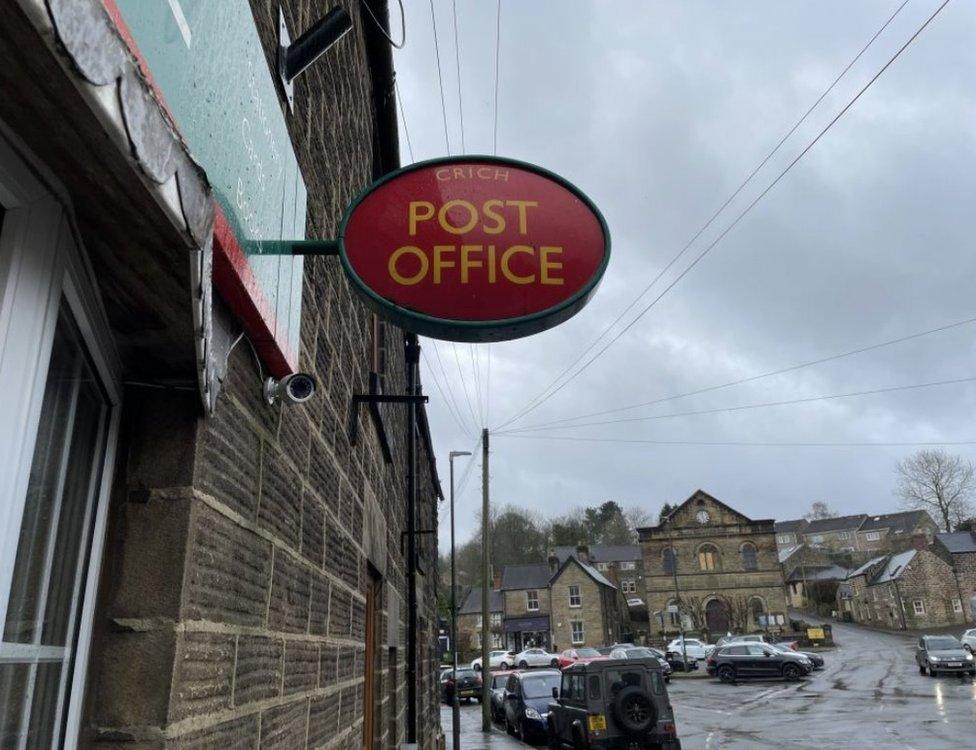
left=962, top=628, right=976, bottom=653
left=666, top=637, right=713, bottom=661
left=471, top=650, right=516, bottom=671
left=512, top=647, right=560, bottom=669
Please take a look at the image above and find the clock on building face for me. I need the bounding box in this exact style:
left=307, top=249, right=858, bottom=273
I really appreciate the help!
left=696, top=510, right=711, bottom=525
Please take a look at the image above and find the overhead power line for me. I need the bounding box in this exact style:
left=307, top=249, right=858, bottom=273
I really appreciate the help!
left=394, top=80, right=415, bottom=163
left=421, top=347, right=470, bottom=436
left=494, top=0, right=944, bottom=431
left=505, top=313, right=976, bottom=432
left=500, top=375, right=976, bottom=434
left=452, top=342, right=481, bottom=428
left=431, top=340, right=477, bottom=435
left=429, top=0, right=452, bottom=154
left=452, top=0, right=466, bottom=152
left=497, top=434, right=976, bottom=448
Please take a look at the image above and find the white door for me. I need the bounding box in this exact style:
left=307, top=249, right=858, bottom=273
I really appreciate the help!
left=0, top=129, right=121, bottom=747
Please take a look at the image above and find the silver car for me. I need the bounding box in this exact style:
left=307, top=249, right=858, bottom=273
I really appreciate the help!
left=915, top=635, right=975, bottom=676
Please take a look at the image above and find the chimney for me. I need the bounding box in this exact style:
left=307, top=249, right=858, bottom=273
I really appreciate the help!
left=492, top=567, right=502, bottom=591
left=548, top=554, right=560, bottom=574
left=576, top=543, right=589, bottom=563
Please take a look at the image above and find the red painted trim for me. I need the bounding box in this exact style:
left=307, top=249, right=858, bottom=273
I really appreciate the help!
left=213, top=206, right=296, bottom=376
left=100, top=0, right=297, bottom=377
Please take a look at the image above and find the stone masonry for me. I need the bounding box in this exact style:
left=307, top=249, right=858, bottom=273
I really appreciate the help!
left=548, top=559, right=625, bottom=650
left=81, top=2, right=442, bottom=748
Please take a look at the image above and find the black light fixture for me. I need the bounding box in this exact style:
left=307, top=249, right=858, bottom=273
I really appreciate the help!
left=278, top=6, right=353, bottom=111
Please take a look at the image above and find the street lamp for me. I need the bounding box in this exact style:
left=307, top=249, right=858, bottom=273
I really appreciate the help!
left=449, top=450, right=472, bottom=749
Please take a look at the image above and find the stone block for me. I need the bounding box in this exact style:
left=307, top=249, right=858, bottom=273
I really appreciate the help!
left=183, top=503, right=272, bottom=627
left=169, top=631, right=235, bottom=722
left=269, top=549, right=311, bottom=633
left=175, top=712, right=259, bottom=750
left=258, top=444, right=303, bottom=551
left=92, top=628, right=175, bottom=727
left=301, top=495, right=325, bottom=568
left=308, top=692, right=341, bottom=746
left=309, top=572, right=331, bottom=636
left=259, top=699, right=309, bottom=749
left=328, top=585, right=351, bottom=639
left=320, top=643, right=340, bottom=686
left=196, top=395, right=261, bottom=520
left=234, top=635, right=282, bottom=706
left=284, top=639, right=320, bottom=695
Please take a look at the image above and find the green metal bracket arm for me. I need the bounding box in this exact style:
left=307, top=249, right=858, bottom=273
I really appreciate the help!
left=249, top=239, right=340, bottom=255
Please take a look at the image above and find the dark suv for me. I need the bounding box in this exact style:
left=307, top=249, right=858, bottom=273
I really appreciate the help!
left=706, top=643, right=811, bottom=682
left=547, top=657, right=681, bottom=749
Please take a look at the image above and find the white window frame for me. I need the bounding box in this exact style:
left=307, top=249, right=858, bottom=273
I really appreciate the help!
left=595, top=562, right=610, bottom=572
left=913, top=600, right=925, bottom=615
left=619, top=561, right=636, bottom=571
left=865, top=531, right=881, bottom=542
left=0, top=129, right=121, bottom=747
left=570, top=621, right=584, bottom=645
left=526, top=590, right=539, bottom=611
left=809, top=535, right=824, bottom=544
left=952, top=598, right=963, bottom=614
left=568, top=585, right=581, bottom=608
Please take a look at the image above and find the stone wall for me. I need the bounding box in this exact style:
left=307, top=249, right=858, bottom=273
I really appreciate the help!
left=549, top=565, right=607, bottom=650
left=82, top=2, right=442, bottom=747
left=503, top=588, right=551, bottom=618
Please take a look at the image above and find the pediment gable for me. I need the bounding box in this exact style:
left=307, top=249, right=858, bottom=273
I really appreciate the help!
left=663, top=489, right=753, bottom=528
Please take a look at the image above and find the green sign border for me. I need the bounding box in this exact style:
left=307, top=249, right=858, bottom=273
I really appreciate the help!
left=337, top=155, right=611, bottom=343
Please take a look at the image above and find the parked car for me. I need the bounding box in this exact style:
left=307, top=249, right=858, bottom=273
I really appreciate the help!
left=488, top=670, right=515, bottom=723
left=666, top=637, right=712, bottom=661
left=716, top=634, right=799, bottom=651
left=441, top=667, right=483, bottom=704
left=513, top=647, right=561, bottom=669
left=502, top=669, right=562, bottom=742
left=608, top=642, right=636, bottom=650
left=547, top=657, right=682, bottom=749
left=961, top=628, right=976, bottom=653
left=472, top=649, right=517, bottom=671
left=768, top=641, right=824, bottom=669
left=596, top=646, right=613, bottom=656
left=915, top=635, right=976, bottom=676
left=609, top=647, right=673, bottom=682
left=558, top=647, right=607, bottom=668
left=706, top=643, right=811, bottom=682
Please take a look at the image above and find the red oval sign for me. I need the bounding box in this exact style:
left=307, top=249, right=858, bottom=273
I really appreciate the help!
left=338, top=156, right=610, bottom=342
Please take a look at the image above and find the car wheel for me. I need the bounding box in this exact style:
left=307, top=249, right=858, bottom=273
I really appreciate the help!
left=519, top=660, right=529, bottom=669
left=783, top=664, right=801, bottom=681
left=547, top=721, right=561, bottom=750
left=517, top=719, right=526, bottom=742
left=930, top=667, right=939, bottom=677
left=500, top=661, right=509, bottom=669
left=717, top=665, right=735, bottom=683
left=966, top=644, right=973, bottom=653
left=919, top=664, right=927, bottom=675
left=550, top=658, right=560, bottom=667
left=473, top=663, right=481, bottom=671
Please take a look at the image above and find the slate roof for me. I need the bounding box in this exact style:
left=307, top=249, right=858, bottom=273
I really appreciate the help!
left=458, top=587, right=504, bottom=614
left=785, top=564, right=849, bottom=583
left=848, top=556, right=887, bottom=579
left=499, top=563, right=551, bottom=591
left=936, top=531, right=976, bottom=554
left=804, top=514, right=868, bottom=534
left=774, top=519, right=809, bottom=534
left=778, top=545, right=803, bottom=564
left=550, top=555, right=617, bottom=589
left=859, top=510, right=933, bottom=534
left=551, top=544, right=641, bottom=563
left=870, top=550, right=917, bottom=584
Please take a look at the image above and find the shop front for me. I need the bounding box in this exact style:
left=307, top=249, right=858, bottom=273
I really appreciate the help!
left=503, top=615, right=552, bottom=653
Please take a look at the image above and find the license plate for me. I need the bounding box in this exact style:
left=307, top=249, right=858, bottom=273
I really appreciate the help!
left=459, top=689, right=475, bottom=696
left=948, top=662, right=961, bottom=667
left=587, top=714, right=607, bottom=731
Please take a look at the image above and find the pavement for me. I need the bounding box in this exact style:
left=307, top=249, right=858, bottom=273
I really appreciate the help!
left=443, top=616, right=976, bottom=749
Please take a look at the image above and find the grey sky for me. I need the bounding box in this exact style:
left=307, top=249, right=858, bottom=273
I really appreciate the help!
left=387, top=1, right=976, bottom=553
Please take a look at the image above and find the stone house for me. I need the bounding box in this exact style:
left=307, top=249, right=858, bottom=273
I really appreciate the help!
left=0, top=1, right=443, bottom=747
left=774, top=519, right=809, bottom=552
left=639, top=490, right=788, bottom=636
left=801, top=515, right=867, bottom=553
left=837, top=549, right=967, bottom=630
left=855, top=510, right=937, bottom=553
left=456, top=588, right=505, bottom=660
left=932, top=531, right=976, bottom=620
left=499, top=564, right=553, bottom=651
left=784, top=564, right=850, bottom=612
left=548, top=555, right=627, bottom=651
left=550, top=544, right=644, bottom=602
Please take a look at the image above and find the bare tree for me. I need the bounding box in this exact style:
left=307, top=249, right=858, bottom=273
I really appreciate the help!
left=804, top=501, right=837, bottom=521
left=895, top=449, right=976, bottom=532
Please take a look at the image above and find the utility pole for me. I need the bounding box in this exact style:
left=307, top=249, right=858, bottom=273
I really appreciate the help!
left=405, top=337, right=419, bottom=744
left=667, top=528, right=688, bottom=671
left=480, top=428, right=491, bottom=732
left=449, top=450, right=471, bottom=750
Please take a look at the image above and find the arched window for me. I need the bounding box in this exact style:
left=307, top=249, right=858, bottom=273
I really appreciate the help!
left=750, top=597, right=765, bottom=624
left=662, top=547, right=677, bottom=575
left=740, top=543, right=758, bottom=572
left=698, top=544, right=719, bottom=571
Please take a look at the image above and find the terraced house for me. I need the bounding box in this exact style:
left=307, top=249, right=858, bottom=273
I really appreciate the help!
left=0, top=1, right=442, bottom=747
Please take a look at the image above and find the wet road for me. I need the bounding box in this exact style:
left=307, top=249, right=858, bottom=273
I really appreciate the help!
left=671, top=618, right=975, bottom=749
left=442, top=618, right=976, bottom=749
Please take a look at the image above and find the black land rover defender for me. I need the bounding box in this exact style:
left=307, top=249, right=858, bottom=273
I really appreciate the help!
left=546, top=657, right=681, bottom=749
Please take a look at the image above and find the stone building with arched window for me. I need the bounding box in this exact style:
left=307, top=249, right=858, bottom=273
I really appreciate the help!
left=638, top=490, right=788, bottom=636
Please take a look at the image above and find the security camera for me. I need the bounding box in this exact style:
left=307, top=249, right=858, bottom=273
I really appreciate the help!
left=264, top=373, right=317, bottom=406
